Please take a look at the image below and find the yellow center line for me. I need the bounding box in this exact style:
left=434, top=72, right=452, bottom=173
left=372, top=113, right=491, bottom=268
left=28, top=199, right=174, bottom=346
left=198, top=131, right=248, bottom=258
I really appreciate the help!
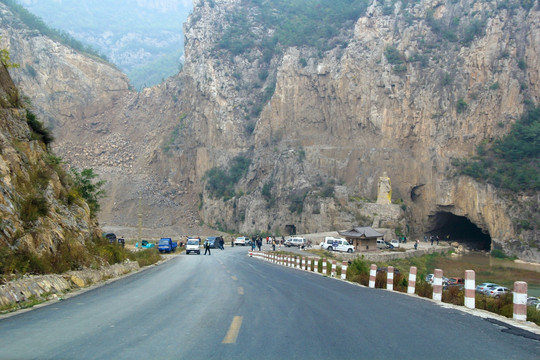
left=238, top=286, right=244, bottom=295
left=222, top=316, right=243, bottom=344
left=231, top=276, right=237, bottom=281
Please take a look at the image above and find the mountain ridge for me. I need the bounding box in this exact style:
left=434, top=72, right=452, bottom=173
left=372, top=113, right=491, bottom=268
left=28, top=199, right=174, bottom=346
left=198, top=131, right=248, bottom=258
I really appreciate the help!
left=2, top=0, right=539, bottom=260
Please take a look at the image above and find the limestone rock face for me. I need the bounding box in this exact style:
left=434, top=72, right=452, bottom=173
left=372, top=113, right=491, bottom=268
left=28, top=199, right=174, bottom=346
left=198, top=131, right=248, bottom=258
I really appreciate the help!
left=3, top=0, right=539, bottom=260
left=0, top=62, right=101, bottom=263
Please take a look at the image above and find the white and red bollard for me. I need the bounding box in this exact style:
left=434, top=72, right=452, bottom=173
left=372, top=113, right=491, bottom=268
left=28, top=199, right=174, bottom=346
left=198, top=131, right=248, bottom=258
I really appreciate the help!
left=341, top=261, right=347, bottom=280
left=322, top=258, right=327, bottom=275
left=296, top=256, right=301, bottom=269
left=464, top=270, right=475, bottom=309
left=314, top=258, right=319, bottom=273
left=387, top=266, right=394, bottom=290
left=433, top=269, right=443, bottom=301
left=301, top=257, right=305, bottom=270
left=369, top=264, right=377, bottom=288
left=331, top=260, right=337, bottom=278
left=513, top=281, right=527, bottom=321
left=408, top=266, right=417, bottom=294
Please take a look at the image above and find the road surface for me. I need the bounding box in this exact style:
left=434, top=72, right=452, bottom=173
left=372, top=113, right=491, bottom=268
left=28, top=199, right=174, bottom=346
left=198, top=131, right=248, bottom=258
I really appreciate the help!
left=0, top=246, right=539, bottom=359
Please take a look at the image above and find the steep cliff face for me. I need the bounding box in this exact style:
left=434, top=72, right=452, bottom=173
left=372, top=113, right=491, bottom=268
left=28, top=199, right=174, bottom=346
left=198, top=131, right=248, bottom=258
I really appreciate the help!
left=0, top=62, right=101, bottom=269
left=178, top=0, right=539, bottom=259
left=3, top=0, right=539, bottom=260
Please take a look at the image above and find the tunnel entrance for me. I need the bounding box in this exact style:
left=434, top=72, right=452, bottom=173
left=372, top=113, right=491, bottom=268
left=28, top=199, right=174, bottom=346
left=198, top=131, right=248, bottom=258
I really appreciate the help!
left=428, top=211, right=491, bottom=250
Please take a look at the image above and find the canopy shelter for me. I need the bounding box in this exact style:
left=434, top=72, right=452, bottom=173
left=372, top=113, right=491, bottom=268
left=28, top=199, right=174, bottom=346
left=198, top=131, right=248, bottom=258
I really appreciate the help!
left=339, top=227, right=384, bottom=252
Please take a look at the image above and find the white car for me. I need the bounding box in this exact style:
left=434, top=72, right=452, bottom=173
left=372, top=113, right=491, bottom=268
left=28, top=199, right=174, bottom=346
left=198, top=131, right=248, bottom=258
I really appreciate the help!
left=234, top=236, right=249, bottom=246
left=320, top=237, right=354, bottom=253
left=390, top=239, right=400, bottom=248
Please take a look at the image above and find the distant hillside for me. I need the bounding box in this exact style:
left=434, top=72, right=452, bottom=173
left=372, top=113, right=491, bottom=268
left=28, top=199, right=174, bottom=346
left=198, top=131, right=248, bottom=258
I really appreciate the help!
left=15, top=0, right=192, bottom=89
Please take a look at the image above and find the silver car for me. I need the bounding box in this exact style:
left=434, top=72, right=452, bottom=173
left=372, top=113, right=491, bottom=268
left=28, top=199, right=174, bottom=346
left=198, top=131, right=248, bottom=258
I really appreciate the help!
left=485, top=286, right=511, bottom=298
left=476, top=282, right=499, bottom=293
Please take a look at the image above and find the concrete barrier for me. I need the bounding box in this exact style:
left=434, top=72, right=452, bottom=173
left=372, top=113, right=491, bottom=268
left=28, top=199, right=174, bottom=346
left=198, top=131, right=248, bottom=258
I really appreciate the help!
left=433, top=269, right=443, bottom=301
left=408, top=266, right=417, bottom=294
left=331, top=260, right=337, bottom=278
left=513, top=281, right=527, bottom=321
left=314, top=258, right=319, bottom=273
left=387, top=266, right=394, bottom=291
left=369, top=264, right=376, bottom=288
left=341, top=261, right=347, bottom=280
left=464, top=270, right=475, bottom=309
left=322, top=258, right=327, bottom=275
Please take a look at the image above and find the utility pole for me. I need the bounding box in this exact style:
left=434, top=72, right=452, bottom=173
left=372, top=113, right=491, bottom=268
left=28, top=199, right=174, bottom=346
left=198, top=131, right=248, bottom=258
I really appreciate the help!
left=138, top=195, right=142, bottom=242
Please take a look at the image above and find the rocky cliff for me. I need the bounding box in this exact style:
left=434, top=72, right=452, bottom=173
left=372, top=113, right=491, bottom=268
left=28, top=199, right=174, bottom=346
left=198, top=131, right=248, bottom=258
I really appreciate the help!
left=0, top=60, right=103, bottom=275
left=3, top=0, right=539, bottom=260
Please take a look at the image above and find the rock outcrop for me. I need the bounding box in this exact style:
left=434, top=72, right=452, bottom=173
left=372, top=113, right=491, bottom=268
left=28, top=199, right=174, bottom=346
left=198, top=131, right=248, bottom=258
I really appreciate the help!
left=2, top=0, right=539, bottom=260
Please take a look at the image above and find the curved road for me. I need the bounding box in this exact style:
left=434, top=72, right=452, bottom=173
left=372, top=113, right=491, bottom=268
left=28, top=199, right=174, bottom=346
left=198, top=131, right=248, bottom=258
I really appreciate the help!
left=0, top=247, right=539, bottom=359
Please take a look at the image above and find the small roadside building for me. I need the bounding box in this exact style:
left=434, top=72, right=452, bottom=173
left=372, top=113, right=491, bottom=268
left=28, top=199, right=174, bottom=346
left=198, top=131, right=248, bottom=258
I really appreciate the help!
left=339, top=227, right=384, bottom=252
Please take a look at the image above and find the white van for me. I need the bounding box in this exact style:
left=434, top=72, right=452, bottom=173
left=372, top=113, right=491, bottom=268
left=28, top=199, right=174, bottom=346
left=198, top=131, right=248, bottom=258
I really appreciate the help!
left=285, top=237, right=307, bottom=248
left=320, top=237, right=354, bottom=253
left=185, top=238, right=201, bottom=255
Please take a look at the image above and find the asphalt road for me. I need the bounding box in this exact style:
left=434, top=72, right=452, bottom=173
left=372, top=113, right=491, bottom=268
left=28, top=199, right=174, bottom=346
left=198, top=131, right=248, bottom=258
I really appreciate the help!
left=0, top=246, right=539, bottom=360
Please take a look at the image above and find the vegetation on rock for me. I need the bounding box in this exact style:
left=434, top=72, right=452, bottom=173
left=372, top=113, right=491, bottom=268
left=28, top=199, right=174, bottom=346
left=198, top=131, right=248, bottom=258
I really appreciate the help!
left=204, top=155, right=251, bottom=200
left=453, top=106, right=540, bottom=192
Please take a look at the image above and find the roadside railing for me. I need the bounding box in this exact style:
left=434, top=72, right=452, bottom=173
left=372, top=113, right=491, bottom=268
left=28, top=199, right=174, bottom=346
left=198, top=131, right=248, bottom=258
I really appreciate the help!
left=248, top=250, right=533, bottom=323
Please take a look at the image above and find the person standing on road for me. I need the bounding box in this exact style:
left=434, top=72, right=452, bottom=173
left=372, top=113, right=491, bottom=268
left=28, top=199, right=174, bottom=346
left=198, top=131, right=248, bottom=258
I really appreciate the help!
left=231, top=237, right=234, bottom=247
left=272, top=239, right=276, bottom=251
left=204, top=240, right=211, bottom=255
left=219, top=237, right=224, bottom=250
left=257, top=237, right=262, bottom=251
left=414, top=240, right=418, bottom=250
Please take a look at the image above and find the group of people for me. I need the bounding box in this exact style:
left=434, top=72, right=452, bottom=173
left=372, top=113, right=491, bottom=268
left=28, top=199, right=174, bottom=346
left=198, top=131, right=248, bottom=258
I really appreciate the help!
left=203, top=236, right=225, bottom=255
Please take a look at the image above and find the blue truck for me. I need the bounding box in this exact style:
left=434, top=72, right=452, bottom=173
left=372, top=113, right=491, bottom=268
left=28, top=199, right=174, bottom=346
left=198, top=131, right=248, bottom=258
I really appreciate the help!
left=158, top=238, right=178, bottom=253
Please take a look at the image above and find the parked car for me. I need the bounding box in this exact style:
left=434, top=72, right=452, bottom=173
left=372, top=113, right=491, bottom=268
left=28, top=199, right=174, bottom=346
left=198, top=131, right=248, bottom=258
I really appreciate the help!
left=377, top=267, right=401, bottom=275
left=104, top=232, right=117, bottom=244
left=376, top=239, right=392, bottom=249
left=481, top=283, right=501, bottom=295
left=425, top=274, right=449, bottom=285
left=485, top=286, right=511, bottom=298
left=185, top=238, right=201, bottom=255
left=234, top=236, right=249, bottom=246
left=205, top=236, right=218, bottom=248
left=389, top=239, right=400, bottom=248
left=285, top=237, right=307, bottom=248
left=527, top=297, right=540, bottom=307
left=445, top=277, right=465, bottom=289
left=476, top=282, right=499, bottom=293
left=319, top=237, right=354, bottom=252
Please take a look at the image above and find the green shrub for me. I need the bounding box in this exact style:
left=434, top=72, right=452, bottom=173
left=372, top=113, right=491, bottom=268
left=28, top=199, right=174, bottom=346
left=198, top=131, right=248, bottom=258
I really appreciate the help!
left=20, top=194, right=48, bottom=223
left=204, top=155, right=252, bottom=200
left=442, top=286, right=464, bottom=305
left=384, top=45, right=403, bottom=65
left=26, top=111, right=54, bottom=145
left=70, top=168, right=105, bottom=217
left=453, top=106, right=540, bottom=192
left=415, top=280, right=433, bottom=298
left=129, top=248, right=162, bottom=267
left=456, top=98, right=468, bottom=113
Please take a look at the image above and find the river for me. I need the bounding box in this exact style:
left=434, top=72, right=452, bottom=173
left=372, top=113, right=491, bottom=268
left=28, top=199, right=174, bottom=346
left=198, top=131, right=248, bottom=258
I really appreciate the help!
left=445, top=252, right=540, bottom=297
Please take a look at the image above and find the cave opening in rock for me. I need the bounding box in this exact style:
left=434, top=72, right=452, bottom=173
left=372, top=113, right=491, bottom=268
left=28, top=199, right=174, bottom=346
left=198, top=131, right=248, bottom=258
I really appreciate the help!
left=428, top=211, right=491, bottom=250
